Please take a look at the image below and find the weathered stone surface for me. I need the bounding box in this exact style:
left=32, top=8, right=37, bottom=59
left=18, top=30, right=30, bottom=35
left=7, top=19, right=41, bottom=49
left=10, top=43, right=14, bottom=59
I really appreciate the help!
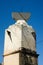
left=4, top=20, right=36, bottom=55
left=19, top=52, right=38, bottom=65
left=3, top=17, right=38, bottom=65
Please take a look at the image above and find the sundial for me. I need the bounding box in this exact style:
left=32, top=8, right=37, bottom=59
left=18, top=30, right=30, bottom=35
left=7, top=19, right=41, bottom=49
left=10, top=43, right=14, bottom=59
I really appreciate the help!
left=12, top=12, right=31, bottom=21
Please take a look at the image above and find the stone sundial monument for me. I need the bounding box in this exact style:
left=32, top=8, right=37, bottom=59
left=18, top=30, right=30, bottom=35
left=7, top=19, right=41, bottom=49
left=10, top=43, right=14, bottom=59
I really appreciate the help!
left=3, top=12, right=39, bottom=65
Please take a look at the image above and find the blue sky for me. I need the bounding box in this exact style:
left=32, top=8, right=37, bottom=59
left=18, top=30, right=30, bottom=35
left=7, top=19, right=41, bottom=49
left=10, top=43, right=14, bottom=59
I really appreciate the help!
left=0, top=0, right=43, bottom=65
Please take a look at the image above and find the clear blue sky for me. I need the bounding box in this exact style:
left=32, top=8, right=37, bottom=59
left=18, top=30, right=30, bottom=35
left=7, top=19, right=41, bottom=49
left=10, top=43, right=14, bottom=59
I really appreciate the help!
left=0, top=0, right=43, bottom=65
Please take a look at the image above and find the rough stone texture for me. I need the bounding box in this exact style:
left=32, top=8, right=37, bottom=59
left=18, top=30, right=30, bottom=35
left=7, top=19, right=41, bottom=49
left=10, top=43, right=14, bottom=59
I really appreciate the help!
left=4, top=20, right=36, bottom=55
left=19, top=52, right=38, bottom=65
left=3, top=20, right=38, bottom=65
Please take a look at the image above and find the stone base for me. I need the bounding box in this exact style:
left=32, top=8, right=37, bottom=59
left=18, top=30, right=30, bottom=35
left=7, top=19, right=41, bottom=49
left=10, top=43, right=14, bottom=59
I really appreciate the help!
left=3, top=47, right=39, bottom=65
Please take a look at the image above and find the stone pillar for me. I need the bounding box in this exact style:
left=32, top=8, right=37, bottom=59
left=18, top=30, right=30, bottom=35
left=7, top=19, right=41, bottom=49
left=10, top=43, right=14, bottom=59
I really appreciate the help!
left=3, top=12, right=39, bottom=65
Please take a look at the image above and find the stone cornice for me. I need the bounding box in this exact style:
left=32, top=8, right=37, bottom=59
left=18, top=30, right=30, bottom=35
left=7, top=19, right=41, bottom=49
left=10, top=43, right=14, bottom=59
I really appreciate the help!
left=3, top=47, right=39, bottom=57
